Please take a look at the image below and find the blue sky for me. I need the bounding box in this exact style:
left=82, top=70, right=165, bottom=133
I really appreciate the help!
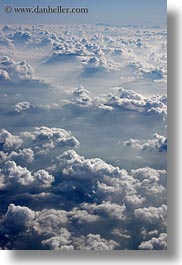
left=0, top=0, right=166, bottom=26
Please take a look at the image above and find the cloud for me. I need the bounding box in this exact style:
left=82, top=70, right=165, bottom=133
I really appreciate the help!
left=123, top=194, right=146, bottom=210
left=14, top=101, right=32, bottom=113
left=66, top=87, right=167, bottom=121
left=55, top=150, right=166, bottom=206
left=41, top=228, right=73, bottom=250
left=56, top=149, right=124, bottom=181
left=142, top=68, right=165, bottom=80
left=44, top=29, right=121, bottom=75
left=30, top=208, right=69, bottom=237
left=138, top=233, right=167, bottom=250
left=11, top=31, right=31, bottom=43
left=72, top=234, right=118, bottom=250
left=0, top=56, right=43, bottom=84
left=0, top=56, right=34, bottom=82
left=68, top=208, right=100, bottom=224
left=72, top=87, right=93, bottom=106
left=81, top=56, right=118, bottom=77
left=0, top=129, right=23, bottom=152
left=0, top=32, right=14, bottom=49
left=130, top=167, right=167, bottom=205
left=134, top=204, right=167, bottom=225
left=0, top=144, right=167, bottom=250
left=0, top=151, right=8, bottom=164
left=0, top=198, right=166, bottom=250
left=81, top=202, right=126, bottom=221
left=5, top=203, right=35, bottom=229
left=0, top=24, right=167, bottom=250
left=0, top=127, right=80, bottom=157
left=130, top=167, right=166, bottom=182
left=0, top=69, right=10, bottom=82
left=69, top=87, right=112, bottom=110
left=1, top=203, right=118, bottom=250
left=1, top=160, right=54, bottom=189
left=106, top=88, right=167, bottom=121
left=0, top=204, right=70, bottom=249
left=0, top=152, right=167, bottom=250
left=2, top=25, right=13, bottom=33
left=21, top=126, right=80, bottom=155
left=0, top=24, right=167, bottom=87
left=124, top=133, right=167, bottom=152
left=32, top=170, right=55, bottom=189
left=128, top=61, right=166, bottom=81
left=8, top=148, right=34, bottom=163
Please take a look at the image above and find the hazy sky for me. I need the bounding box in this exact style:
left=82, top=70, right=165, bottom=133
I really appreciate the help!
left=0, top=0, right=167, bottom=26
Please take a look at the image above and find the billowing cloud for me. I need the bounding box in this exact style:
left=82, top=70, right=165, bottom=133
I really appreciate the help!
left=81, top=202, right=126, bottom=221
left=124, top=133, right=167, bottom=152
left=72, top=87, right=93, bottom=106
left=72, top=234, right=118, bottom=250
left=41, top=228, right=73, bottom=250
left=8, top=148, right=34, bottom=163
left=66, top=87, right=167, bottom=121
left=68, top=208, right=100, bottom=224
left=0, top=56, right=34, bottom=82
left=106, top=88, right=167, bottom=121
left=0, top=129, right=23, bottom=152
left=0, top=127, right=80, bottom=157
left=0, top=56, right=44, bottom=84
left=128, top=61, right=166, bottom=81
left=131, top=167, right=167, bottom=182
left=0, top=147, right=167, bottom=250
left=56, top=149, right=125, bottom=180
left=0, top=140, right=167, bottom=250
left=21, top=126, right=80, bottom=154
left=123, top=194, right=146, bottom=210
left=138, top=233, right=167, bottom=250
left=5, top=203, right=35, bottom=229
left=134, top=204, right=167, bottom=225
left=1, top=160, right=54, bottom=189
left=69, top=87, right=113, bottom=110
left=1, top=203, right=118, bottom=250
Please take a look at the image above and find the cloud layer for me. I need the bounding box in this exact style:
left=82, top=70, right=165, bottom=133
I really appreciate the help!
left=0, top=24, right=167, bottom=250
left=0, top=146, right=167, bottom=250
